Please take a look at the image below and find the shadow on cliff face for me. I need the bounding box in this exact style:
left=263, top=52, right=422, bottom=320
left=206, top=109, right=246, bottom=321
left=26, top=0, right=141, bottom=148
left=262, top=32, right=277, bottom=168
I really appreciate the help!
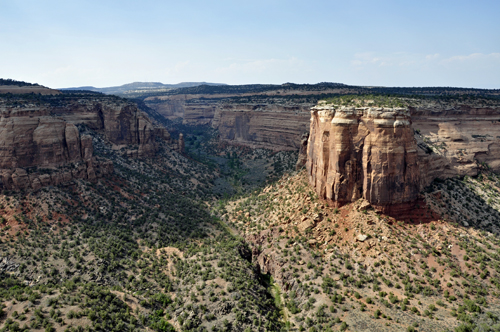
left=424, top=172, right=500, bottom=235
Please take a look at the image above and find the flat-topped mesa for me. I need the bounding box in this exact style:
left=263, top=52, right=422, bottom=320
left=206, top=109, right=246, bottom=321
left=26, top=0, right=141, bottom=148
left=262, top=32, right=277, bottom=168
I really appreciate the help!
left=306, top=105, right=420, bottom=211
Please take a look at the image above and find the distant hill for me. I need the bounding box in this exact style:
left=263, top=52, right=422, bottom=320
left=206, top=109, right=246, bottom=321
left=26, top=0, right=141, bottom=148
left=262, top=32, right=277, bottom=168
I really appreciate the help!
left=0, top=78, right=40, bottom=87
left=60, top=81, right=227, bottom=97
left=0, top=78, right=61, bottom=95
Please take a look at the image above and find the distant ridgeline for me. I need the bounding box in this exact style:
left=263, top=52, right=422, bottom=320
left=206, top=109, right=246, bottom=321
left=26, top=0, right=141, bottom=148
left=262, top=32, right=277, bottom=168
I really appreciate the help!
left=136, top=82, right=348, bottom=98
left=0, top=78, right=41, bottom=87
left=134, top=82, right=500, bottom=100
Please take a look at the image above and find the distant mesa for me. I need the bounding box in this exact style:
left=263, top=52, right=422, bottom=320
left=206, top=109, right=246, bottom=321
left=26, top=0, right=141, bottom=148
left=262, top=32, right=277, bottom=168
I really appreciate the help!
left=60, top=81, right=227, bottom=97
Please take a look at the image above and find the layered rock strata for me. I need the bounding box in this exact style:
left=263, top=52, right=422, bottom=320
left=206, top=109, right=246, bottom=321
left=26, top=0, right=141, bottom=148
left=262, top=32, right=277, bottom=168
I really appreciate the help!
left=306, top=105, right=420, bottom=210
left=212, top=105, right=311, bottom=150
left=0, top=97, right=167, bottom=190
left=53, top=101, right=163, bottom=158
left=145, top=96, right=313, bottom=150
left=412, top=106, right=500, bottom=185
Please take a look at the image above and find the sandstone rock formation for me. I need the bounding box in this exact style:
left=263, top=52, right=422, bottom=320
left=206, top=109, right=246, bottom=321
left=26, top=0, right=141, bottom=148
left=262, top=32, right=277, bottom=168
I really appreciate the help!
left=306, top=102, right=500, bottom=213
left=295, top=132, right=309, bottom=170
left=0, top=94, right=167, bottom=190
left=412, top=106, right=500, bottom=185
left=53, top=101, right=160, bottom=158
left=178, top=133, right=185, bottom=154
left=306, top=105, right=420, bottom=211
left=212, top=105, right=311, bottom=150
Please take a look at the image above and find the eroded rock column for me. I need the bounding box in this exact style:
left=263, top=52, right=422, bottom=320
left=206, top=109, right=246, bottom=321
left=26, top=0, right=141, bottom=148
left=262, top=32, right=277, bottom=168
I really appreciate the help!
left=306, top=105, right=420, bottom=210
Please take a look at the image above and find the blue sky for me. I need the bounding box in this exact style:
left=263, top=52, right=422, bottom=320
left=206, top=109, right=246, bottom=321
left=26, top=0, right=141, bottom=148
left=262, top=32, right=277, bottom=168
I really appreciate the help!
left=1, top=0, right=499, bottom=88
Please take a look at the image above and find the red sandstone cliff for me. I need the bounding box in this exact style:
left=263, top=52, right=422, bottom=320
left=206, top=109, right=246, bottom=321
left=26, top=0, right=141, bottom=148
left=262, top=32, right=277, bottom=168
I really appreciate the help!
left=306, top=102, right=500, bottom=213
left=412, top=106, right=500, bottom=185
left=212, top=104, right=310, bottom=150
left=306, top=105, right=420, bottom=210
left=0, top=95, right=168, bottom=190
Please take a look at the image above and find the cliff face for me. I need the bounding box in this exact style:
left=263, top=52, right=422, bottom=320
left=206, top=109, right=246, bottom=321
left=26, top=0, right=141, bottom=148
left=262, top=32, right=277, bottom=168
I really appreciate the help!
left=0, top=116, right=93, bottom=169
left=144, top=95, right=188, bottom=120
left=306, top=105, right=420, bottom=210
left=412, top=106, right=500, bottom=186
left=0, top=96, right=166, bottom=190
left=0, top=113, right=113, bottom=190
left=212, top=104, right=311, bottom=150
left=144, top=94, right=314, bottom=150
left=54, top=101, right=161, bottom=158
left=306, top=103, right=500, bottom=212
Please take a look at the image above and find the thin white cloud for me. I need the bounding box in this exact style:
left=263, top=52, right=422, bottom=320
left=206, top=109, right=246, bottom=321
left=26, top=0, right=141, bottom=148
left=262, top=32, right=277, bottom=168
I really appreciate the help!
left=164, top=61, right=191, bottom=76
left=441, top=52, right=500, bottom=64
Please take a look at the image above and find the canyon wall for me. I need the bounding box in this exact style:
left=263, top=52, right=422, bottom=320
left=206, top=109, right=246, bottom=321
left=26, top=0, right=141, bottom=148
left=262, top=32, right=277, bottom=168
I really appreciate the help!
left=145, top=96, right=312, bottom=150
left=212, top=104, right=311, bottom=150
left=53, top=101, right=166, bottom=158
left=306, top=103, right=500, bottom=211
left=0, top=97, right=168, bottom=190
left=144, top=91, right=318, bottom=150
left=412, top=106, right=500, bottom=186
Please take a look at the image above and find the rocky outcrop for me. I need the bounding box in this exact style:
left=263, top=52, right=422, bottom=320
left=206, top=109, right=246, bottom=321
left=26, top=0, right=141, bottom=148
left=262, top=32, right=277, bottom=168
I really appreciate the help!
left=0, top=112, right=113, bottom=190
left=0, top=160, right=113, bottom=191
left=412, top=106, right=500, bottom=185
left=0, top=96, right=167, bottom=190
left=178, top=133, right=185, bottom=154
left=0, top=256, right=19, bottom=273
left=306, top=103, right=500, bottom=213
left=306, top=105, right=420, bottom=211
left=0, top=118, right=92, bottom=169
left=52, top=101, right=159, bottom=158
left=295, top=132, right=309, bottom=170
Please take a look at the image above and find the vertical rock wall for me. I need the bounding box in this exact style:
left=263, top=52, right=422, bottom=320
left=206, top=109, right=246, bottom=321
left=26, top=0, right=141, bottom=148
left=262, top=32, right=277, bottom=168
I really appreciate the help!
left=0, top=98, right=168, bottom=190
left=306, top=105, right=420, bottom=210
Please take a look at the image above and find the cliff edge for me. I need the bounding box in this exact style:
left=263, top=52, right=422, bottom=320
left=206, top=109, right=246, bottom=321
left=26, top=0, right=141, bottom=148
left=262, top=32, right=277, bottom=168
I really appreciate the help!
left=306, top=104, right=420, bottom=212
left=0, top=92, right=169, bottom=190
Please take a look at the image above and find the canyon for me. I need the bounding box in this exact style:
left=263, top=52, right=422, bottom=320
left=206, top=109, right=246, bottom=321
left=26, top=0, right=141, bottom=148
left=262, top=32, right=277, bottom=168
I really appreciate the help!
left=145, top=97, right=312, bottom=150
left=2, top=80, right=500, bottom=332
left=142, top=85, right=500, bottom=214
left=141, top=83, right=355, bottom=150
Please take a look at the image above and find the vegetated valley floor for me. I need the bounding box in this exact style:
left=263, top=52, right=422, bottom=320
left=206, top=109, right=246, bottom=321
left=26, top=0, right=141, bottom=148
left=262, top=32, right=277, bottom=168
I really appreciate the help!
left=2, top=122, right=500, bottom=332
left=0, top=124, right=296, bottom=332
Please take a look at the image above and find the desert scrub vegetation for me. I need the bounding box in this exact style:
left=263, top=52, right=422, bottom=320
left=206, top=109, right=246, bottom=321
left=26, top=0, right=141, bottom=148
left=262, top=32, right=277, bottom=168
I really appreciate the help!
left=0, top=118, right=293, bottom=332
left=322, top=93, right=500, bottom=109
left=219, top=170, right=500, bottom=331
